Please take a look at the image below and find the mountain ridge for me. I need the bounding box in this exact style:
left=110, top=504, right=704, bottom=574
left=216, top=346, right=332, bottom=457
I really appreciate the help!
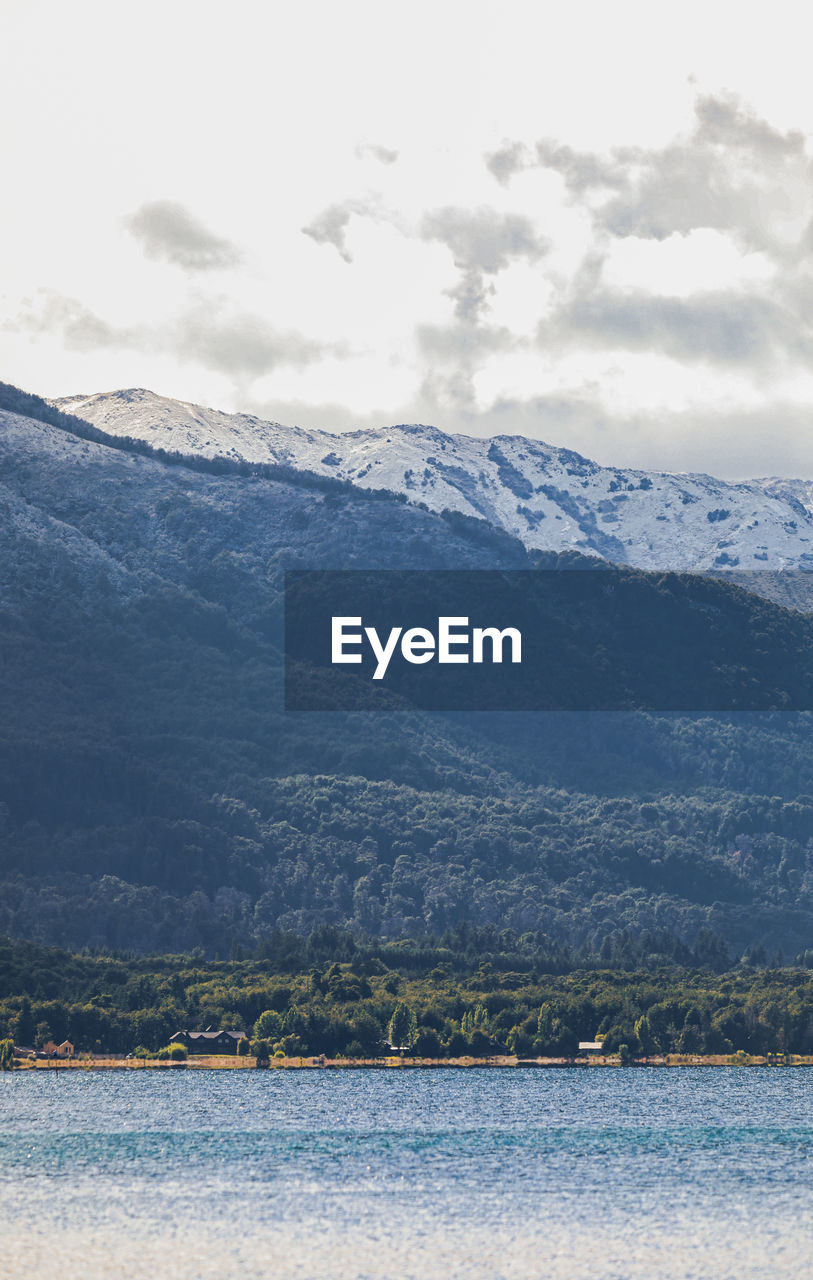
left=55, top=387, right=813, bottom=573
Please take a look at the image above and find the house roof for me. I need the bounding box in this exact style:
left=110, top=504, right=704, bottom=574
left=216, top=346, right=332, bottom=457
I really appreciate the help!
left=173, top=1029, right=245, bottom=1041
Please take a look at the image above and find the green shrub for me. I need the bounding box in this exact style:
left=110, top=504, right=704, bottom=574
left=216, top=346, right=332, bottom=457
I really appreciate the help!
left=157, top=1042, right=188, bottom=1060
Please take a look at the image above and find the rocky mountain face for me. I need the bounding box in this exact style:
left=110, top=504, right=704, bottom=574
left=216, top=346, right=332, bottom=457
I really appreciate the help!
left=58, top=388, right=813, bottom=572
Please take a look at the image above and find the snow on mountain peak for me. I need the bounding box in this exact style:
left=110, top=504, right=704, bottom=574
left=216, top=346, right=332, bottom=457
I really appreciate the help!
left=52, top=389, right=813, bottom=572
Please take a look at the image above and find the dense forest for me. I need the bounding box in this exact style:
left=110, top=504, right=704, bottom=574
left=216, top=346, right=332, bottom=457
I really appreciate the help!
left=2, top=932, right=813, bottom=1058
left=2, top=384, right=813, bottom=959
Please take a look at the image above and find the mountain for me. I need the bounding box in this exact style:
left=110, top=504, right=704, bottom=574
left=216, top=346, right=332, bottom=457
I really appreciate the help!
left=3, top=380, right=813, bottom=961
left=57, top=388, right=813, bottom=572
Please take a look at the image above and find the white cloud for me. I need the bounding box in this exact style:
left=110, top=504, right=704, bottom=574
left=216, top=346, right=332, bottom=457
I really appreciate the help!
left=302, top=198, right=382, bottom=263
left=3, top=2, right=813, bottom=476
left=124, top=201, right=242, bottom=271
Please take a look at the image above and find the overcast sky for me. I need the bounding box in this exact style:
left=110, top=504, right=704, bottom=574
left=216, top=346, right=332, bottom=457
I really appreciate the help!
left=3, top=0, right=813, bottom=477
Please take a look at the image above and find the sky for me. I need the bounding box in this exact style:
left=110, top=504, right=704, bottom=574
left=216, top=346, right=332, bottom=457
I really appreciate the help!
left=2, top=0, right=813, bottom=478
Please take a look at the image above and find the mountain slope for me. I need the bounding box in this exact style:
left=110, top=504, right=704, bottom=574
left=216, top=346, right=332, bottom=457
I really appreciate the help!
left=57, top=387, right=813, bottom=572
left=3, top=387, right=813, bottom=958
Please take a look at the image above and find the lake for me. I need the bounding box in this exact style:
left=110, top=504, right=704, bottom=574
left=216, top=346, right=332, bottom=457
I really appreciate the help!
left=2, top=1066, right=812, bottom=1278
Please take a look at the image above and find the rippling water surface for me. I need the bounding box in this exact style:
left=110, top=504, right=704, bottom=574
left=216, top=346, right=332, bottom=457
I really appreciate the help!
left=2, top=1067, right=812, bottom=1278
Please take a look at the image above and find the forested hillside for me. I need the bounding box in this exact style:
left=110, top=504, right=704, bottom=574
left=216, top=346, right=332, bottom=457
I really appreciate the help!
left=2, top=384, right=813, bottom=958
left=3, top=933, right=812, bottom=1058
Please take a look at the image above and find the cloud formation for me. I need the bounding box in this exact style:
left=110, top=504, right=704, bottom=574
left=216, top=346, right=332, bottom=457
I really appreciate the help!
left=476, top=93, right=813, bottom=385
left=496, top=93, right=813, bottom=262
left=172, top=306, right=331, bottom=378
left=415, top=320, right=521, bottom=415
left=355, top=143, right=399, bottom=165
left=125, top=201, right=242, bottom=270
left=421, top=206, right=549, bottom=275
left=15, top=291, right=334, bottom=380
left=531, top=247, right=804, bottom=371
left=484, top=140, right=534, bottom=186
left=420, top=206, right=549, bottom=325
left=302, top=197, right=383, bottom=262
left=14, top=292, right=138, bottom=351
left=543, top=287, right=800, bottom=366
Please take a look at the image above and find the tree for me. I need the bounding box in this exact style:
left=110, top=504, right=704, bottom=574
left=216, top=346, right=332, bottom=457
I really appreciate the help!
left=445, top=1029, right=468, bottom=1056
left=414, top=1027, right=441, bottom=1057
left=468, top=1028, right=493, bottom=1057
left=677, top=1006, right=704, bottom=1054
left=634, top=1014, right=656, bottom=1057
left=12, top=997, right=35, bottom=1047
left=461, top=1004, right=488, bottom=1036
left=253, top=1009, right=283, bottom=1041
left=349, top=1011, right=384, bottom=1057
left=278, top=1033, right=308, bottom=1057
left=506, top=1025, right=533, bottom=1057
left=250, top=1038, right=271, bottom=1064
left=534, top=1003, right=577, bottom=1057
left=0, top=1038, right=14, bottom=1070
left=537, top=1003, right=555, bottom=1042
left=387, top=1003, right=417, bottom=1049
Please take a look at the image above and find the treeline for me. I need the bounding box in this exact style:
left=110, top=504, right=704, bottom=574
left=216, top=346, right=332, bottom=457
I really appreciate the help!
left=3, top=931, right=813, bottom=1058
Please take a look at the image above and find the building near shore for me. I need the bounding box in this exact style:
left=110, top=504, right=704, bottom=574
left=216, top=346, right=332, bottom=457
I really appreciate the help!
left=41, top=1040, right=75, bottom=1058
left=170, top=1028, right=246, bottom=1054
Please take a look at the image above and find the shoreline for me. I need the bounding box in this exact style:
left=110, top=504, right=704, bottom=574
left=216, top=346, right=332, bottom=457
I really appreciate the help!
left=13, top=1052, right=813, bottom=1071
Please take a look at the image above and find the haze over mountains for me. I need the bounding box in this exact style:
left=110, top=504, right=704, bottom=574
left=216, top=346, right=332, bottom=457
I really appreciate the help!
left=58, top=388, right=813, bottom=573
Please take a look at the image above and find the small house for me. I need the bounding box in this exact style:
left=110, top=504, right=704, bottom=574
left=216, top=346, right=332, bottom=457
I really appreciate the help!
left=578, top=1041, right=604, bottom=1054
left=42, top=1040, right=75, bottom=1058
left=170, top=1028, right=246, bottom=1055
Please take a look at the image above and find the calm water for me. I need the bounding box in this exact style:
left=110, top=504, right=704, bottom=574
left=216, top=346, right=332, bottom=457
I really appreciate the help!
left=2, top=1067, right=812, bottom=1279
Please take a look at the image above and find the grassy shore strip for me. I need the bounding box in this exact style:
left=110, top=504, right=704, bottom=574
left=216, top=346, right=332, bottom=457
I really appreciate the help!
left=18, top=1053, right=813, bottom=1070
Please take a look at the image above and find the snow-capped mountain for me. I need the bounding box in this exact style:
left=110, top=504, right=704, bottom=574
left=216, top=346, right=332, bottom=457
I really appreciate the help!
left=55, top=388, right=813, bottom=572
